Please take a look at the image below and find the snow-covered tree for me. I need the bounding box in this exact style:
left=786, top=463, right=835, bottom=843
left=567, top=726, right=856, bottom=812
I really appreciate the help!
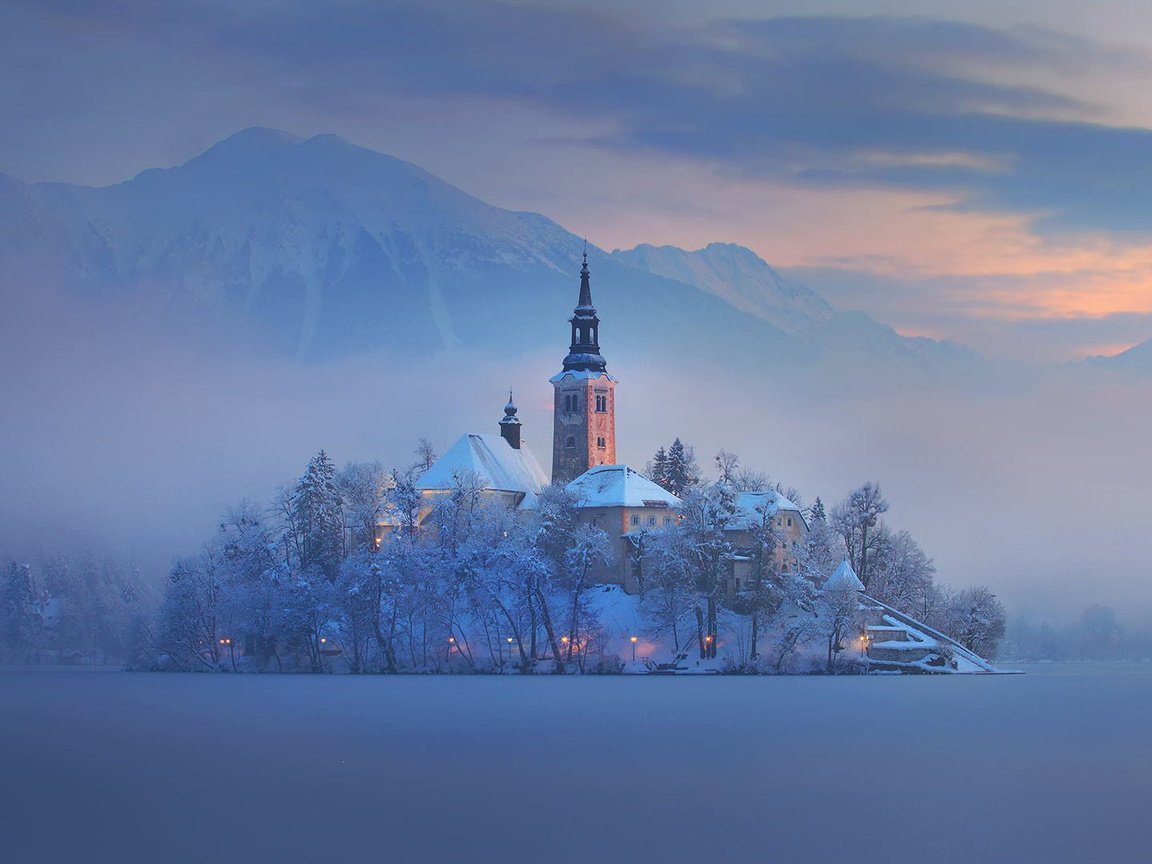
left=680, top=483, right=737, bottom=658
left=287, top=450, right=345, bottom=582
left=730, top=497, right=783, bottom=662
left=155, top=554, right=222, bottom=671
left=413, top=438, right=439, bottom=474
left=715, top=449, right=741, bottom=485
left=337, top=461, right=389, bottom=553
left=646, top=446, right=669, bottom=489
left=665, top=438, right=701, bottom=497
left=868, top=530, right=936, bottom=612
left=641, top=525, right=697, bottom=653
left=830, top=482, right=889, bottom=588
left=942, top=586, right=1006, bottom=658
left=809, top=497, right=826, bottom=525
left=0, top=562, right=40, bottom=663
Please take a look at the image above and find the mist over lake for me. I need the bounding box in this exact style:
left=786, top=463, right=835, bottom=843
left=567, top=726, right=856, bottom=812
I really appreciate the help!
left=2, top=665, right=1147, bottom=864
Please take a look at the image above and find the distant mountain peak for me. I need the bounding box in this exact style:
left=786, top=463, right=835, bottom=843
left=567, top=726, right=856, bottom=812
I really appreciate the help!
left=611, top=241, right=834, bottom=335
left=1087, top=337, right=1152, bottom=371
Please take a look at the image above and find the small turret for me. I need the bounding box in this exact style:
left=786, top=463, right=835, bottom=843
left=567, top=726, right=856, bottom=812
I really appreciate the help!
left=499, top=390, right=521, bottom=450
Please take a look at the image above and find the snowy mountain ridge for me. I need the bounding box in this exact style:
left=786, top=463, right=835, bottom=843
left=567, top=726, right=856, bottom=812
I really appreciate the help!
left=1, top=127, right=973, bottom=369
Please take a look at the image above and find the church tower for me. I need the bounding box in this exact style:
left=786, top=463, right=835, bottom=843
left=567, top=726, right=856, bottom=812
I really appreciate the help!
left=550, top=252, right=617, bottom=485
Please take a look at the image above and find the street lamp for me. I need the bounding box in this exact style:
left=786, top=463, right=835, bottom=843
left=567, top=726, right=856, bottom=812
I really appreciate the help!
left=630, top=635, right=638, bottom=663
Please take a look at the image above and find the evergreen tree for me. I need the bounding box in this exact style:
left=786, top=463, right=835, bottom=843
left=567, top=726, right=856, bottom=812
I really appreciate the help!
left=647, top=446, right=669, bottom=488
left=664, top=438, right=700, bottom=497
left=289, top=450, right=345, bottom=582
left=1, top=561, right=39, bottom=662
left=809, top=497, right=826, bottom=525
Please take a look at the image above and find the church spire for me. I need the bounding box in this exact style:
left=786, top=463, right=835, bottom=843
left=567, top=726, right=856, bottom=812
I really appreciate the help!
left=561, top=249, right=607, bottom=373
left=577, top=245, right=593, bottom=310
left=499, top=389, right=521, bottom=450
left=550, top=250, right=618, bottom=485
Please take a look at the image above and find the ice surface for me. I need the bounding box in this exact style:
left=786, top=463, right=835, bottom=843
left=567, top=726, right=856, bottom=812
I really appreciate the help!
left=1, top=666, right=1149, bottom=863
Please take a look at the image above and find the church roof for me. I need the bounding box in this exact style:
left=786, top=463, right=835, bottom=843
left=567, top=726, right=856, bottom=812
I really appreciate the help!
left=824, top=560, right=865, bottom=593
left=729, top=490, right=807, bottom=531
left=417, top=434, right=548, bottom=506
left=565, top=465, right=682, bottom=509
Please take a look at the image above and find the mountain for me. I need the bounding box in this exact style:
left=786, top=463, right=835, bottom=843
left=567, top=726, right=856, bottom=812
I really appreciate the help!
left=0, top=127, right=972, bottom=371
left=1086, top=338, right=1152, bottom=373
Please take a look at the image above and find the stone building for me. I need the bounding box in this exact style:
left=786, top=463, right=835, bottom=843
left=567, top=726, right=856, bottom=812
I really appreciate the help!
left=725, top=491, right=808, bottom=597
left=565, top=464, right=681, bottom=593
left=412, top=395, right=548, bottom=519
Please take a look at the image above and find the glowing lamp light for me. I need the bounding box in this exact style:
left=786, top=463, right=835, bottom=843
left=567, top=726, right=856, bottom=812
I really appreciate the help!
left=448, top=636, right=455, bottom=644
left=630, top=636, right=638, bottom=643
left=561, top=636, right=570, bottom=644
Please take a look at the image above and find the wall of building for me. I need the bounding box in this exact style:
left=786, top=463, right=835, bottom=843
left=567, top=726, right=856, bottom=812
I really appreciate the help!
left=551, top=373, right=616, bottom=485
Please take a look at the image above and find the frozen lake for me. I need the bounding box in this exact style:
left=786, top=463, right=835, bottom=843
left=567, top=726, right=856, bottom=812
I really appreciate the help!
left=1, top=665, right=1149, bottom=863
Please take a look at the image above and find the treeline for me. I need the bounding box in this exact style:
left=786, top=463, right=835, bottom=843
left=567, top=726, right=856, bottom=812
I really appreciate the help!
left=0, top=555, right=150, bottom=666
left=650, top=444, right=1007, bottom=660
left=2, top=439, right=1008, bottom=672
left=1003, top=606, right=1152, bottom=661
left=141, top=440, right=1006, bottom=673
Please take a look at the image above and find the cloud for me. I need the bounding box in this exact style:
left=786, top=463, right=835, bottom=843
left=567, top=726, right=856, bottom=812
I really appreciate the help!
left=8, top=2, right=1152, bottom=235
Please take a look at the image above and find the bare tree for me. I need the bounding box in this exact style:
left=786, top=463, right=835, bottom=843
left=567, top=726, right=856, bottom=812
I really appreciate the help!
left=830, top=482, right=889, bottom=588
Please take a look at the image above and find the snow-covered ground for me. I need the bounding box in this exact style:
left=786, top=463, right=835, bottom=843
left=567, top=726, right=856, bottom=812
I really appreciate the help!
left=1, top=665, right=1147, bottom=863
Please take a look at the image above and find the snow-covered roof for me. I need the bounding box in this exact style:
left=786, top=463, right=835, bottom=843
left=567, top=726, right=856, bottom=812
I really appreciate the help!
left=824, top=560, right=865, bottom=593
left=417, top=434, right=548, bottom=506
left=565, top=465, right=682, bottom=509
left=728, top=490, right=807, bottom=531
left=548, top=369, right=618, bottom=384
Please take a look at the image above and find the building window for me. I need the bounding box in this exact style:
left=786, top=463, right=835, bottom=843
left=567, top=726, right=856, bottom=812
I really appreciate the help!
left=595, top=394, right=607, bottom=412
left=787, top=517, right=793, bottom=527
left=630, top=515, right=640, bottom=526
left=647, top=516, right=657, bottom=527
left=734, top=578, right=741, bottom=592
left=596, top=436, right=606, bottom=449
left=565, top=436, right=575, bottom=448
left=663, top=517, right=672, bottom=526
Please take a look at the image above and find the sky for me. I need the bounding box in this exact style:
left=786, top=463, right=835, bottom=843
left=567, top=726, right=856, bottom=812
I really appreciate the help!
left=3, top=0, right=1152, bottom=362
left=2, top=0, right=1152, bottom=620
